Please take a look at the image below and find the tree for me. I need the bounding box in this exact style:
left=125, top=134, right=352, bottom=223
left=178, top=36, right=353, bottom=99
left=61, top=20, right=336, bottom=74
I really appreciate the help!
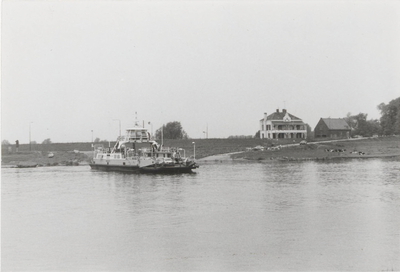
left=155, top=121, right=189, bottom=140
left=378, top=97, right=400, bottom=135
left=2, top=140, right=11, bottom=145
left=353, top=113, right=368, bottom=136
left=366, top=119, right=381, bottom=136
left=254, top=130, right=260, bottom=138
left=344, top=112, right=358, bottom=134
left=347, top=113, right=382, bottom=137
left=305, top=124, right=313, bottom=140
left=94, top=138, right=101, bottom=143
left=42, top=138, right=52, bottom=144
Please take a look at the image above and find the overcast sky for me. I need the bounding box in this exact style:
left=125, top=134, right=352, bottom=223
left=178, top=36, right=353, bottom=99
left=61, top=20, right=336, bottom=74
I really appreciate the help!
left=2, top=0, right=399, bottom=143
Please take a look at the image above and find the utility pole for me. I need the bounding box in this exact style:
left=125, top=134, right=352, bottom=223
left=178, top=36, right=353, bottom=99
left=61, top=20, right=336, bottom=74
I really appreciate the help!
left=161, top=126, right=164, bottom=146
left=29, top=122, right=33, bottom=151
left=148, top=122, right=153, bottom=139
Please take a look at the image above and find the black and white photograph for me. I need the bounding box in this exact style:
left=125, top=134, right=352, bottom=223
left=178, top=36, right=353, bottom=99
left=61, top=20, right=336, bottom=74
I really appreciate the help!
left=1, top=0, right=399, bottom=271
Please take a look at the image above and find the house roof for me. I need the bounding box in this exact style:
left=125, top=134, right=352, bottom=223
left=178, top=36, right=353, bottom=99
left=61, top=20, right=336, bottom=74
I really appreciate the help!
left=260, top=110, right=303, bottom=122
left=321, top=118, right=350, bottom=130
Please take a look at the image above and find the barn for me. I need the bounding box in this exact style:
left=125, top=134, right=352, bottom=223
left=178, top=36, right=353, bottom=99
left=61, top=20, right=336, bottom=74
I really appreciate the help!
left=314, top=118, right=351, bottom=139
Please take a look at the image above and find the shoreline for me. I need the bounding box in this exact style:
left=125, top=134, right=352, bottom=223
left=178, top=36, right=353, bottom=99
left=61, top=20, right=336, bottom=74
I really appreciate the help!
left=199, top=152, right=400, bottom=162
left=3, top=152, right=399, bottom=168
left=199, top=136, right=400, bottom=162
left=2, top=136, right=399, bottom=167
left=1, top=151, right=91, bottom=168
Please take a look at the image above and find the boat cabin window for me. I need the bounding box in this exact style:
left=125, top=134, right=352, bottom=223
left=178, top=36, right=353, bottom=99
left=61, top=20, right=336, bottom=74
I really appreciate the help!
left=141, top=131, right=148, bottom=141
left=126, top=129, right=149, bottom=141
left=127, top=130, right=141, bottom=141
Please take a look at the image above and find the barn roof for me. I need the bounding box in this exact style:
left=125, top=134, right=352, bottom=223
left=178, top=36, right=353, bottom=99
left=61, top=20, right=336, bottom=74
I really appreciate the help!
left=321, top=118, right=350, bottom=130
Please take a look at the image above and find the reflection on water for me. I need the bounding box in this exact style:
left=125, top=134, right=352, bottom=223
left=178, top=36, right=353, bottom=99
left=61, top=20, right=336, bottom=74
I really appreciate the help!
left=2, top=158, right=399, bottom=271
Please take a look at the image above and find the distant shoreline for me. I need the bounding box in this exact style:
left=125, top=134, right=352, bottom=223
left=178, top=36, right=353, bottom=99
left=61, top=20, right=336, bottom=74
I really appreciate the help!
left=2, top=136, right=399, bottom=167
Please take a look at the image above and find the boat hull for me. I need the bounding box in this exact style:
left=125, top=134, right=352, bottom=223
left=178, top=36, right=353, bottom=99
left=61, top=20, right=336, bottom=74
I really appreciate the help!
left=89, top=163, right=198, bottom=174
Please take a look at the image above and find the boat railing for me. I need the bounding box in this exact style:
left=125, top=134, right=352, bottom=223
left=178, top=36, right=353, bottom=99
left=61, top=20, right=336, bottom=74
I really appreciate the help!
left=93, top=145, right=187, bottom=159
left=118, top=135, right=150, bottom=143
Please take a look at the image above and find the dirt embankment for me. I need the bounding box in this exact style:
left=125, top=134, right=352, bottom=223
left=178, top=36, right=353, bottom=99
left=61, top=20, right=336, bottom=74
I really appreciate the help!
left=1, top=151, right=92, bottom=168
left=229, top=136, right=400, bottom=162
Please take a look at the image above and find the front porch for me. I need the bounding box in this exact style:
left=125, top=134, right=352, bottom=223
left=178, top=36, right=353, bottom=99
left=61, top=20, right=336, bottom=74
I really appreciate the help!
left=261, top=130, right=307, bottom=139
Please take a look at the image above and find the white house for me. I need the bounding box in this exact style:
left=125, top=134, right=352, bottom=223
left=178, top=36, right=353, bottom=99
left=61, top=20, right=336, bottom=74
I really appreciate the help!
left=259, top=109, right=307, bottom=139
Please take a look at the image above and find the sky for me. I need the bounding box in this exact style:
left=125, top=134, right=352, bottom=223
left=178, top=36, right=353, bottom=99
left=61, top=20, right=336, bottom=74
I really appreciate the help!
left=1, top=0, right=399, bottom=143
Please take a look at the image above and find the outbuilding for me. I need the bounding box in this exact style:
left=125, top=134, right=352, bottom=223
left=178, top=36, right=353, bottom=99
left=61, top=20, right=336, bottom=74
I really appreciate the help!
left=314, top=118, right=351, bottom=139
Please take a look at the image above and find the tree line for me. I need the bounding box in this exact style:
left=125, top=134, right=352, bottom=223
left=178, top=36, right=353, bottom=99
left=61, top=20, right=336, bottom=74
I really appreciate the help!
left=344, top=97, right=399, bottom=137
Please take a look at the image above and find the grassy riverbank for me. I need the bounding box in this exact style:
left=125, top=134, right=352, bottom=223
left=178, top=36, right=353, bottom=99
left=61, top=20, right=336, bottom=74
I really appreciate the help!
left=1, top=137, right=298, bottom=167
left=230, top=136, right=400, bottom=161
left=1, top=151, right=91, bottom=167
left=1, top=136, right=399, bottom=167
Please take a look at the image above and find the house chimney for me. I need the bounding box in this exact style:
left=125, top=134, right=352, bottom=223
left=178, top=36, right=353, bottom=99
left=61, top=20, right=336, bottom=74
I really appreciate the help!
left=264, top=112, right=267, bottom=119
left=283, top=109, right=287, bottom=114
left=276, top=109, right=279, bottom=113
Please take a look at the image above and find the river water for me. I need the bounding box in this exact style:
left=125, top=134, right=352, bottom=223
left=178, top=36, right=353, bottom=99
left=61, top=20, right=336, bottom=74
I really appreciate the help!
left=2, top=158, right=399, bottom=271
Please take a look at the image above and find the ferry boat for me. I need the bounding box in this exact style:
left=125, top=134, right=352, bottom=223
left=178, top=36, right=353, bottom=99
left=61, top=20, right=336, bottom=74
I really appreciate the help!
left=89, top=125, right=199, bottom=174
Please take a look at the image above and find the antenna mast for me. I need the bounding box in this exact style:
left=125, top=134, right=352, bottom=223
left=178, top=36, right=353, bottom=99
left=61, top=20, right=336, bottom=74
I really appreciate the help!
left=134, top=112, right=139, bottom=127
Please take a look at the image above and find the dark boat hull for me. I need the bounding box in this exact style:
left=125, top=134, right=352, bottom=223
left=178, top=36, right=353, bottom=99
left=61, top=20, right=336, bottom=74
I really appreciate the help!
left=89, top=163, right=198, bottom=174
left=16, top=164, right=38, bottom=168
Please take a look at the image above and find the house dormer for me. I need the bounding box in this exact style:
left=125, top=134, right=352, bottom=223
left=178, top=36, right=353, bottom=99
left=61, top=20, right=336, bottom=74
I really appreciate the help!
left=283, top=109, right=291, bottom=122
